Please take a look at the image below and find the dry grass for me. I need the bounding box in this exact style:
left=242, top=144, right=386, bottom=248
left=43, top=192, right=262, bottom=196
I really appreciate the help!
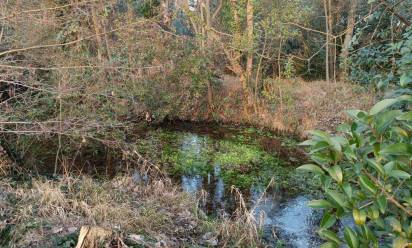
left=0, top=173, right=265, bottom=247
left=292, top=80, right=375, bottom=132
left=0, top=147, right=14, bottom=176
left=190, top=78, right=376, bottom=136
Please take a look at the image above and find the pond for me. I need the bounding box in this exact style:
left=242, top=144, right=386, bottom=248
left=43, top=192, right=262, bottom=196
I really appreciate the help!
left=5, top=119, right=324, bottom=246
left=135, top=121, right=323, bottom=247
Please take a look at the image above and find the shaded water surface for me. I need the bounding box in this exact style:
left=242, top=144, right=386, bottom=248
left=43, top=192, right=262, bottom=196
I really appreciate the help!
left=151, top=122, right=321, bottom=247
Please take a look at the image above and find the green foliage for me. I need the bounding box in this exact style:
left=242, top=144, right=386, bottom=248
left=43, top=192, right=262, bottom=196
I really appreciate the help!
left=53, top=232, right=78, bottom=248
left=299, top=94, right=412, bottom=247
left=283, top=56, right=296, bottom=79
left=348, top=1, right=412, bottom=89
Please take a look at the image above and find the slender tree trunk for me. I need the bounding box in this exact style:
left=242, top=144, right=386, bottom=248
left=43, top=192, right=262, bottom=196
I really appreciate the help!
left=228, top=0, right=245, bottom=90
left=161, top=0, right=170, bottom=26
left=212, top=0, right=223, bottom=20
left=99, top=0, right=112, bottom=63
left=254, top=33, right=267, bottom=114
left=200, top=0, right=214, bottom=112
left=277, top=36, right=283, bottom=78
left=323, top=0, right=330, bottom=83
left=327, top=0, right=335, bottom=83
left=341, top=0, right=357, bottom=80
left=245, top=0, right=254, bottom=90
left=91, top=6, right=104, bottom=63
left=230, top=0, right=240, bottom=32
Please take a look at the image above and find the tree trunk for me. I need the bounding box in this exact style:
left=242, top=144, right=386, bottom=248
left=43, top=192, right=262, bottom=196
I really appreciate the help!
left=277, top=36, right=283, bottom=78
left=161, top=0, right=170, bottom=26
left=90, top=5, right=104, bottom=63
left=341, top=0, right=357, bottom=80
left=230, top=0, right=240, bottom=31
left=199, top=0, right=214, bottom=112
left=245, top=0, right=254, bottom=90
left=327, top=0, right=335, bottom=83
left=323, top=0, right=330, bottom=83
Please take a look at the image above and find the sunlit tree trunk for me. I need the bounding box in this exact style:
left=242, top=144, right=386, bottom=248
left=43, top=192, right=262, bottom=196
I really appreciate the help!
left=245, top=0, right=254, bottom=89
left=91, top=5, right=104, bottom=63
left=341, top=0, right=358, bottom=80
left=229, top=0, right=246, bottom=90
left=161, top=0, right=170, bottom=26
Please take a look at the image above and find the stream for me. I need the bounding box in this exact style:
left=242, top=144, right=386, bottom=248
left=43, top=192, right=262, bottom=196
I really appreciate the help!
left=140, top=122, right=323, bottom=247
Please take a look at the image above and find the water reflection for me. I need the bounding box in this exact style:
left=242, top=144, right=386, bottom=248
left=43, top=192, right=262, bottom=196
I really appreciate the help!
left=177, top=132, right=321, bottom=247
left=250, top=187, right=321, bottom=247
left=181, top=175, right=203, bottom=193
left=213, top=166, right=225, bottom=210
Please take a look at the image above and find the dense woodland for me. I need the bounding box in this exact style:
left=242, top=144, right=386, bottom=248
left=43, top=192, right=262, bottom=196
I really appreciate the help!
left=0, top=0, right=411, bottom=247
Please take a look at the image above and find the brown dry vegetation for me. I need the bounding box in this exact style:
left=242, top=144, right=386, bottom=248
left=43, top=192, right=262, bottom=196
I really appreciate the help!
left=0, top=172, right=262, bottom=248
left=181, top=77, right=376, bottom=135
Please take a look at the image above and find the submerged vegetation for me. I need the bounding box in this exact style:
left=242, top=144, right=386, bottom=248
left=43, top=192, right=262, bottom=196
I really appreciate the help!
left=141, top=126, right=317, bottom=191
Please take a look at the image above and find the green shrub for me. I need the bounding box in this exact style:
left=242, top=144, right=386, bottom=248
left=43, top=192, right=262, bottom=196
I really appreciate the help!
left=298, top=94, right=412, bottom=247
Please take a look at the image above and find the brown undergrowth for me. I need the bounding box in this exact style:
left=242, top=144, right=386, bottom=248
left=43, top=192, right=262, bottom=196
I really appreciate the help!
left=0, top=171, right=262, bottom=248
left=178, top=77, right=376, bottom=136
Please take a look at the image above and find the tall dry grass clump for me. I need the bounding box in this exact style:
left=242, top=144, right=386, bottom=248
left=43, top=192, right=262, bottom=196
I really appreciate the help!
left=204, top=78, right=376, bottom=135
left=0, top=172, right=267, bottom=247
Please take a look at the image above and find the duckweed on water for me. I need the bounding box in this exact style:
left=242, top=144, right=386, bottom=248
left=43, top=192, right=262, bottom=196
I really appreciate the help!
left=137, top=127, right=318, bottom=192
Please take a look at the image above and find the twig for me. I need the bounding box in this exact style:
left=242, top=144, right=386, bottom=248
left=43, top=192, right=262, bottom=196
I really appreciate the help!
left=365, top=171, right=412, bottom=216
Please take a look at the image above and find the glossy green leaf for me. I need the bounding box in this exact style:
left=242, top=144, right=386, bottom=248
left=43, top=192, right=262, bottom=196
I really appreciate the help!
left=342, top=183, right=353, bottom=199
left=319, top=242, right=338, bottom=248
left=361, top=225, right=376, bottom=242
left=388, top=217, right=402, bottom=233
left=397, top=111, right=412, bottom=121
left=327, top=190, right=349, bottom=209
left=400, top=73, right=412, bottom=87
left=344, top=227, right=359, bottom=248
left=359, top=175, right=378, bottom=195
left=366, top=159, right=385, bottom=176
left=381, top=143, right=412, bottom=156
left=319, top=229, right=341, bottom=244
left=393, top=237, right=409, bottom=248
left=309, top=130, right=331, bottom=141
left=326, top=165, right=343, bottom=184
left=388, top=170, right=411, bottom=179
left=299, top=139, right=317, bottom=146
left=297, top=164, right=325, bottom=175
left=353, top=208, right=367, bottom=225
left=308, top=199, right=333, bottom=209
left=392, top=127, right=409, bottom=137
left=337, top=123, right=351, bottom=133
left=376, top=195, right=387, bottom=214
left=346, top=110, right=368, bottom=122
left=374, top=110, right=402, bottom=134
left=384, top=161, right=395, bottom=175
left=367, top=206, right=380, bottom=220
left=320, top=212, right=337, bottom=229
left=369, top=98, right=398, bottom=115
left=398, top=95, right=412, bottom=103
